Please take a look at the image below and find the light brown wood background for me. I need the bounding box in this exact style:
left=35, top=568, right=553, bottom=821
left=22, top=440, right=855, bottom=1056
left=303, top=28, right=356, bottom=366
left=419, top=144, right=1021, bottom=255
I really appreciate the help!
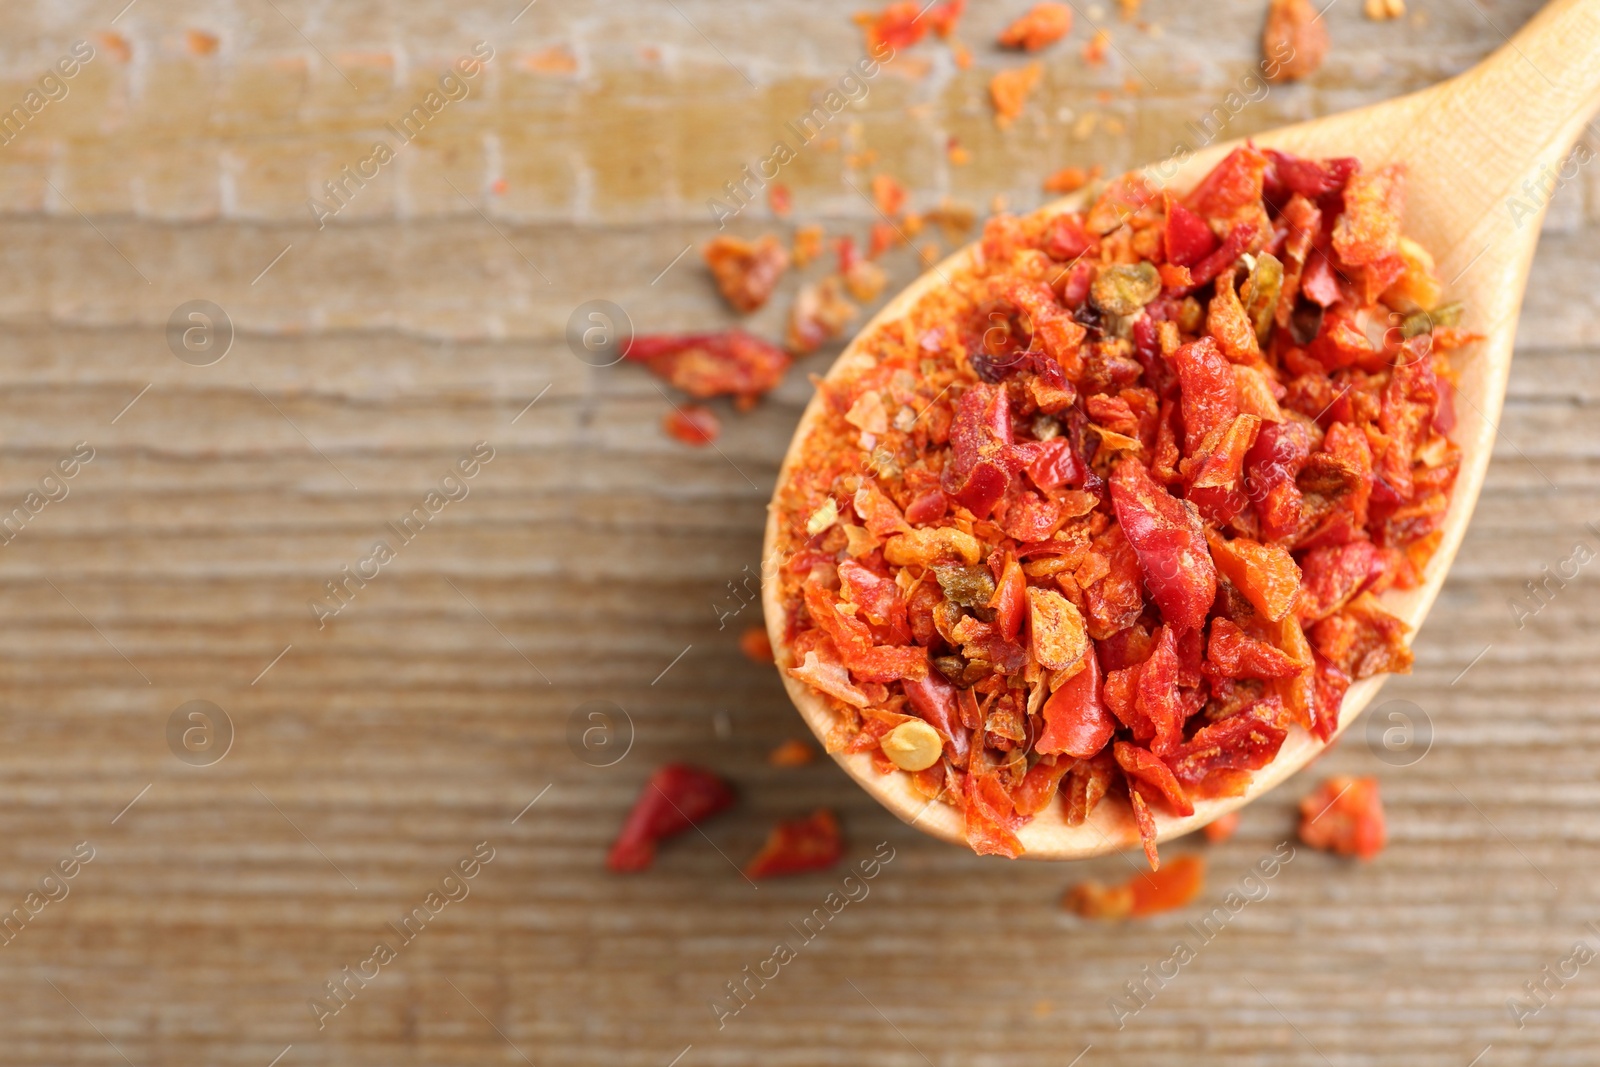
left=0, top=1, right=1594, bottom=1064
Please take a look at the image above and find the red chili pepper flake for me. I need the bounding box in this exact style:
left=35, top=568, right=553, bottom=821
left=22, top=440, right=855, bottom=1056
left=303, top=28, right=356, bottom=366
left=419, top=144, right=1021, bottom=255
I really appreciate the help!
left=663, top=404, right=720, bottom=446
left=1298, top=775, right=1386, bottom=859
left=740, top=626, right=774, bottom=663
left=989, top=63, right=1042, bottom=128
left=872, top=173, right=908, bottom=217
left=607, top=764, right=736, bottom=872
left=768, top=183, right=792, bottom=218
left=626, top=330, right=791, bottom=404
left=1063, top=854, right=1205, bottom=920
left=768, top=738, right=816, bottom=767
left=1043, top=164, right=1101, bottom=195
left=744, top=808, right=844, bottom=877
left=772, top=146, right=1460, bottom=865
left=703, top=235, right=790, bottom=314
left=1263, top=0, right=1329, bottom=82
left=1201, top=810, right=1240, bottom=843
left=999, top=3, right=1073, bottom=51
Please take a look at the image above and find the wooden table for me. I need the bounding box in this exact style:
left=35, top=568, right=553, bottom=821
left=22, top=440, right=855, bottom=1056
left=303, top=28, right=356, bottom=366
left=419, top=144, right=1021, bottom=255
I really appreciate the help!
left=0, top=1, right=1593, bottom=1063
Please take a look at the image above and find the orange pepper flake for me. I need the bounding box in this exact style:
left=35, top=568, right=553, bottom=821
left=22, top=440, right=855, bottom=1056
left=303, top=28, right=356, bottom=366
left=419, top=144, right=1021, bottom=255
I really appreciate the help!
left=868, top=219, right=901, bottom=259
left=1042, top=164, right=1101, bottom=194
left=947, top=136, right=971, bottom=166
left=989, top=62, right=1042, bottom=128
left=1299, top=776, right=1387, bottom=859
left=703, top=235, right=790, bottom=314
left=1082, top=28, right=1111, bottom=66
left=1202, top=811, right=1241, bottom=843
left=1117, top=0, right=1143, bottom=21
left=872, top=173, right=908, bottom=217
left=951, top=40, right=974, bottom=70
left=744, top=809, right=843, bottom=878
left=999, top=3, right=1074, bottom=51
left=525, top=45, right=579, bottom=74
left=1263, top=0, right=1330, bottom=82
left=768, top=738, right=816, bottom=766
left=185, top=30, right=220, bottom=55
left=792, top=224, right=825, bottom=268
left=98, top=32, right=132, bottom=62
left=1064, top=854, right=1205, bottom=920
left=663, top=405, right=721, bottom=446
left=740, top=625, right=775, bottom=663
left=768, top=182, right=793, bottom=217
left=926, top=0, right=967, bottom=38
left=490, top=178, right=508, bottom=196
left=857, top=2, right=927, bottom=51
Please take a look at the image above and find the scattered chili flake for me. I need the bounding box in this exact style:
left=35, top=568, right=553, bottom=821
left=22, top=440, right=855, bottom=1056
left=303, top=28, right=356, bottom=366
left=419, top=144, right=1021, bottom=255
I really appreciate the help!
left=768, top=738, right=816, bottom=766
left=526, top=45, right=579, bottom=74
left=185, top=29, right=220, bottom=55
left=793, top=224, right=825, bottom=268
left=627, top=331, right=791, bottom=404
left=1063, top=854, right=1205, bottom=920
left=769, top=183, right=793, bottom=217
left=490, top=177, right=509, bottom=196
left=1043, top=164, right=1101, bottom=195
left=772, top=146, right=1460, bottom=864
left=873, top=174, right=908, bottom=217
left=1082, top=29, right=1111, bottom=66
left=857, top=2, right=927, bottom=50
left=989, top=63, right=1043, bottom=128
left=844, top=259, right=889, bottom=303
left=787, top=278, right=859, bottom=355
left=951, top=41, right=974, bottom=70
left=926, top=0, right=967, bottom=38
left=97, top=32, right=132, bottom=62
left=744, top=808, right=844, bottom=877
left=1202, top=810, right=1240, bottom=843
left=663, top=404, right=721, bottom=446
left=868, top=220, right=902, bottom=259
left=703, top=235, right=790, bottom=314
left=1263, top=0, right=1329, bottom=82
left=1364, top=0, right=1405, bottom=19
left=999, top=3, right=1074, bottom=51
left=740, top=625, right=775, bottom=663
left=947, top=136, right=972, bottom=166
left=607, top=764, right=736, bottom=872
left=1117, top=0, right=1142, bottom=21
left=1299, top=775, right=1386, bottom=859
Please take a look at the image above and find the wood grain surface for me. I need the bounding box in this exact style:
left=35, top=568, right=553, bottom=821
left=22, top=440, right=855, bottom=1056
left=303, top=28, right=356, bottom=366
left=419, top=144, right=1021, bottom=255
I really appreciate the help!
left=0, top=1, right=1595, bottom=1065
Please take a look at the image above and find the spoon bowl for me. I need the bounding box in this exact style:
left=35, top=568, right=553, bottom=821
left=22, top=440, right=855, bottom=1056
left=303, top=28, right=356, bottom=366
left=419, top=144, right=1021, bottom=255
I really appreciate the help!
left=763, top=0, right=1600, bottom=859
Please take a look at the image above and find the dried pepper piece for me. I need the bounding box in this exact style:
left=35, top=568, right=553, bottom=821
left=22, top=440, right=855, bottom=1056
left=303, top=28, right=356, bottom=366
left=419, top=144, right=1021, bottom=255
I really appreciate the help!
left=740, top=626, right=774, bottom=663
left=858, top=1, right=928, bottom=50
left=1298, top=776, right=1386, bottom=859
left=1333, top=164, right=1406, bottom=267
left=663, top=405, right=721, bottom=445
left=1110, top=459, right=1217, bottom=633
left=607, top=764, right=736, bottom=872
left=1063, top=855, right=1205, bottom=920
left=703, top=235, right=789, bottom=313
left=990, top=63, right=1043, bottom=128
left=627, top=331, right=791, bottom=403
left=999, top=3, right=1073, bottom=50
left=1202, top=811, right=1240, bottom=844
left=768, top=739, right=816, bottom=766
left=745, top=809, right=844, bottom=877
left=787, top=278, right=859, bottom=355
left=1263, top=0, right=1329, bottom=82
left=1037, top=645, right=1112, bottom=758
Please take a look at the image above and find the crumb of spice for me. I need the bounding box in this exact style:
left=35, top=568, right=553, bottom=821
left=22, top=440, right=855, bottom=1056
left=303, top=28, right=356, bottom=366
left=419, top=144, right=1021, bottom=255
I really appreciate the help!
left=607, top=765, right=736, bottom=872
left=741, top=626, right=775, bottom=663
left=793, top=224, right=825, bottom=268
left=768, top=738, right=817, bottom=766
left=704, top=235, right=790, bottom=314
left=1364, top=0, right=1405, bottom=18
left=1264, top=0, right=1329, bottom=82
left=186, top=30, right=220, bottom=55
left=1064, top=855, right=1205, bottom=919
left=626, top=331, right=791, bottom=404
left=999, top=3, right=1074, bottom=51
left=872, top=173, right=908, bottom=217
left=1202, top=810, right=1241, bottom=844
left=1082, top=28, right=1111, bottom=65
left=787, top=278, right=859, bottom=356
left=769, top=183, right=793, bottom=217
left=1043, top=164, right=1102, bottom=195
left=744, top=809, right=843, bottom=877
left=663, top=405, right=721, bottom=446
left=989, top=62, right=1043, bottom=128
left=1299, top=776, right=1387, bottom=859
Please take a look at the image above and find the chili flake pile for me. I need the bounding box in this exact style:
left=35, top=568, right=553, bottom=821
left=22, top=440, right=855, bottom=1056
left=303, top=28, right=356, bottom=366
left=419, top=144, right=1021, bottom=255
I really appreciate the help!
left=771, top=145, right=1474, bottom=865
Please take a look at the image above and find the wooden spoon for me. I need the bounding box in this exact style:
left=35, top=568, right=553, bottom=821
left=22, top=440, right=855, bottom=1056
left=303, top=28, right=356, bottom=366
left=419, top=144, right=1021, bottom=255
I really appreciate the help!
left=763, top=0, right=1600, bottom=860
